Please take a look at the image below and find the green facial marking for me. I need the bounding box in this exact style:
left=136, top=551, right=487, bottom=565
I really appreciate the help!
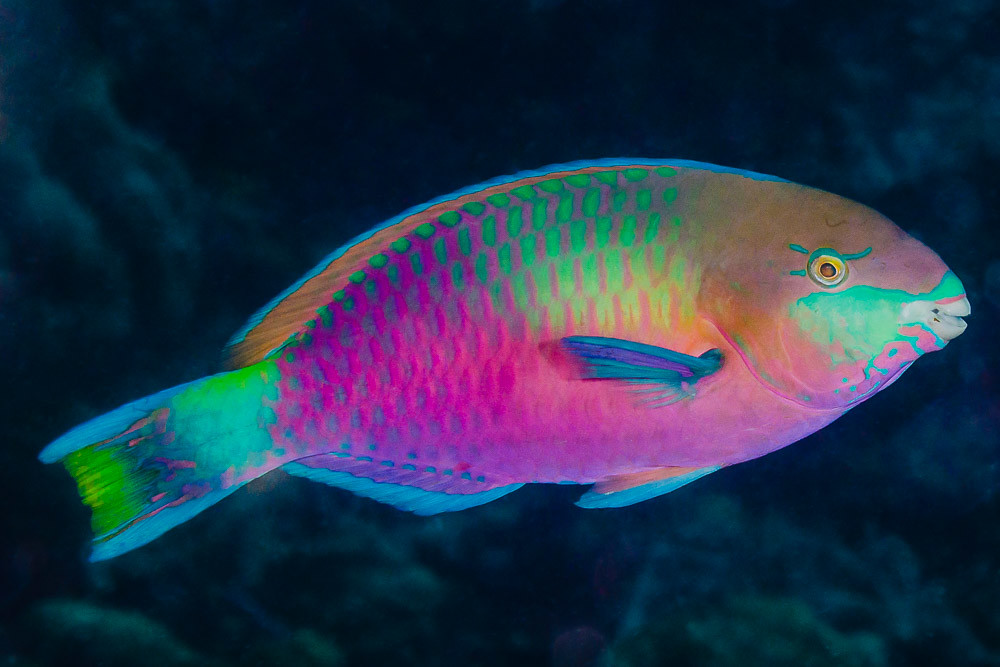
left=661, top=187, right=678, bottom=205
left=414, top=223, right=436, bottom=239
left=623, top=168, right=648, bottom=182
left=594, top=171, right=618, bottom=185
left=369, top=253, right=388, bottom=268
left=789, top=245, right=875, bottom=284
left=349, top=270, right=366, bottom=284
left=409, top=252, right=423, bottom=276
left=790, top=285, right=902, bottom=368
left=789, top=272, right=964, bottom=375
left=841, top=247, right=872, bottom=261
left=565, top=173, right=590, bottom=188
left=391, top=237, right=411, bottom=253
left=538, top=179, right=564, bottom=193
left=654, top=166, right=678, bottom=177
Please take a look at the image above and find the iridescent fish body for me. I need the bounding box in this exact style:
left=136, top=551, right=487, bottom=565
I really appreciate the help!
left=40, top=159, right=970, bottom=560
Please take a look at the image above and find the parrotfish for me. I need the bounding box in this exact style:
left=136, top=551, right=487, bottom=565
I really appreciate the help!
left=40, top=159, right=970, bottom=561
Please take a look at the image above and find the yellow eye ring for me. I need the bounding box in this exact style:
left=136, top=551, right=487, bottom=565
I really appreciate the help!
left=808, top=253, right=847, bottom=287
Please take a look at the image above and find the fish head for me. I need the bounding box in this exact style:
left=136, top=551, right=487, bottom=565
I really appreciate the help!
left=699, top=177, right=969, bottom=411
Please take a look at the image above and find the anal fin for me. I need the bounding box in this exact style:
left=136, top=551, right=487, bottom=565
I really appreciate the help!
left=283, top=455, right=523, bottom=515
left=576, top=465, right=720, bottom=509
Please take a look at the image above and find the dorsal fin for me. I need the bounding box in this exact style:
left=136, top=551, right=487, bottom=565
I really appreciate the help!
left=223, top=159, right=787, bottom=369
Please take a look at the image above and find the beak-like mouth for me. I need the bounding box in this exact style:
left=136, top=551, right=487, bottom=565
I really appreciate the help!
left=900, top=295, right=971, bottom=341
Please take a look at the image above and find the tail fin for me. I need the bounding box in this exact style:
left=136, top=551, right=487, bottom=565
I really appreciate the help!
left=40, top=369, right=274, bottom=561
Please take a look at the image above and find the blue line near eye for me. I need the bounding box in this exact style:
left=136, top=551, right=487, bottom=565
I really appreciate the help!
left=789, top=243, right=810, bottom=254
left=842, top=247, right=873, bottom=261
left=789, top=269, right=806, bottom=276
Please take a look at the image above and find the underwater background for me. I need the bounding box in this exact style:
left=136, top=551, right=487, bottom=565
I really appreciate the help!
left=2, top=1, right=999, bottom=665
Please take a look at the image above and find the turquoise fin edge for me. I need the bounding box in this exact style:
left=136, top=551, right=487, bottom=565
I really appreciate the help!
left=575, top=466, right=721, bottom=509
left=89, top=483, right=248, bottom=562
left=39, top=377, right=209, bottom=464
left=283, top=462, right=524, bottom=515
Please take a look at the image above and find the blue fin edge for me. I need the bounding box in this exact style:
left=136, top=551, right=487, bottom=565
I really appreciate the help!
left=89, top=483, right=247, bottom=562
left=575, top=466, right=721, bottom=509
left=39, top=377, right=209, bottom=464
left=282, top=462, right=523, bottom=515
left=226, top=158, right=789, bottom=350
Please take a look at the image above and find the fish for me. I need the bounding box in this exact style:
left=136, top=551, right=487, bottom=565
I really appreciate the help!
left=39, top=159, right=971, bottom=561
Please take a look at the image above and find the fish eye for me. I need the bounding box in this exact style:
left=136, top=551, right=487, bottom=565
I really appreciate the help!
left=808, top=253, right=847, bottom=287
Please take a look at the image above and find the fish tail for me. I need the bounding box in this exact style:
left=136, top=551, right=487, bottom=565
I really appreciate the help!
left=40, top=364, right=278, bottom=561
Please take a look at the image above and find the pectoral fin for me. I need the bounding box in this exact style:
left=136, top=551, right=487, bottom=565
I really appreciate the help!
left=576, top=465, right=721, bottom=509
left=560, top=336, right=723, bottom=406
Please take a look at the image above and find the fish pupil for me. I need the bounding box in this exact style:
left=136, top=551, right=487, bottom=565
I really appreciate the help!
left=820, top=262, right=837, bottom=278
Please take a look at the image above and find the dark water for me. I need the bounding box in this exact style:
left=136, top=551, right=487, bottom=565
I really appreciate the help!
left=2, top=1, right=999, bottom=665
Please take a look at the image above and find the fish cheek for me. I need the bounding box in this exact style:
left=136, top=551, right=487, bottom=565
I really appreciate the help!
left=781, top=288, right=905, bottom=403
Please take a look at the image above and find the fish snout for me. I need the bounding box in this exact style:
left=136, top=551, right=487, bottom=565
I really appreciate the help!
left=899, top=295, right=971, bottom=341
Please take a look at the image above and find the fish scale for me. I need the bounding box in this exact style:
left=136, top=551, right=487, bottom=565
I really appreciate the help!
left=253, top=168, right=710, bottom=491
left=39, top=159, right=968, bottom=560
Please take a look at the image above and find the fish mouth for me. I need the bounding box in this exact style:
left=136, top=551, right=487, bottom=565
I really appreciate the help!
left=899, top=294, right=971, bottom=342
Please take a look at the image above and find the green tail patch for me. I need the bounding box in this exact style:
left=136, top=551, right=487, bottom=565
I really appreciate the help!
left=40, top=371, right=270, bottom=561
left=62, top=408, right=171, bottom=539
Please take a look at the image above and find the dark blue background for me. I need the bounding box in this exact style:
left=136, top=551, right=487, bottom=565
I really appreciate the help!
left=2, top=1, right=999, bottom=665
